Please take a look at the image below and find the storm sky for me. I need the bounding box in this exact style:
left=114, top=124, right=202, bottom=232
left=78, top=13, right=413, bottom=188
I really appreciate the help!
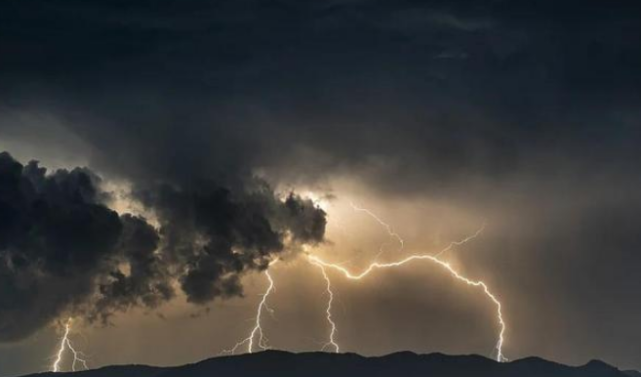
left=1, top=0, right=641, bottom=375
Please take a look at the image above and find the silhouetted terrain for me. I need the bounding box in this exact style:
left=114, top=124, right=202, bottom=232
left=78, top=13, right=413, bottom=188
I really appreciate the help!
left=22, top=351, right=637, bottom=377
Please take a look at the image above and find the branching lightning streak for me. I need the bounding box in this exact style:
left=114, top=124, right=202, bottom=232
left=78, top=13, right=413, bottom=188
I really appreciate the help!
left=222, top=202, right=504, bottom=361
left=310, top=205, right=506, bottom=362
left=349, top=201, right=404, bottom=258
left=222, top=264, right=276, bottom=355
left=306, top=201, right=406, bottom=353
left=309, top=254, right=507, bottom=361
left=309, top=260, right=339, bottom=353
left=51, top=318, right=89, bottom=372
left=433, top=221, right=486, bottom=258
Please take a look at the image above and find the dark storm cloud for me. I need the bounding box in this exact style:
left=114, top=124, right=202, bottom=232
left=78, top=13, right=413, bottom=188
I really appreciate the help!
left=0, top=152, right=124, bottom=340
left=138, top=182, right=325, bottom=303
left=1, top=0, right=639, bottom=192
left=94, top=214, right=173, bottom=316
left=0, top=152, right=326, bottom=341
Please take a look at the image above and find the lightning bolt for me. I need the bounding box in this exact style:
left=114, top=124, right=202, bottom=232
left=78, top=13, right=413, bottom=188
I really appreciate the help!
left=222, top=263, right=277, bottom=355
left=305, top=201, right=407, bottom=354
left=309, top=204, right=507, bottom=362
left=309, top=260, right=339, bottom=353
left=349, top=201, right=404, bottom=259
left=433, top=221, right=486, bottom=258
left=222, top=200, right=505, bottom=362
left=51, top=318, right=89, bottom=372
left=308, top=254, right=507, bottom=361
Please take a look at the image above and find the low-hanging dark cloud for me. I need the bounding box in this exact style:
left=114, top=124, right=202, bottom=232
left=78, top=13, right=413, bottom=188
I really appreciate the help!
left=0, top=152, right=123, bottom=341
left=0, top=152, right=326, bottom=342
left=138, top=182, right=325, bottom=304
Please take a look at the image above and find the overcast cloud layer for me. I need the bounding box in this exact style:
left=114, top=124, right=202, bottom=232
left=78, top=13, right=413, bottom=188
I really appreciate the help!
left=1, top=0, right=641, bottom=374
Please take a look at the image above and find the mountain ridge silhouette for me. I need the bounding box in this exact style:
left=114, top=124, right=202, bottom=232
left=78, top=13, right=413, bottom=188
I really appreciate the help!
left=19, top=350, right=638, bottom=377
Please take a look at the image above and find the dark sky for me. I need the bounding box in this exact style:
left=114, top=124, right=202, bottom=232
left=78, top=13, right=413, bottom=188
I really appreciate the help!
left=1, top=0, right=641, bottom=376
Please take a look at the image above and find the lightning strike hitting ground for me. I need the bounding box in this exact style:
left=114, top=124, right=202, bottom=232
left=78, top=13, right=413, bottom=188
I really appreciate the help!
left=309, top=260, right=340, bottom=353
left=222, top=201, right=504, bottom=361
left=309, top=205, right=506, bottom=362
left=51, top=318, right=89, bottom=372
left=309, top=254, right=507, bottom=361
left=304, top=201, right=408, bottom=353
left=222, top=265, right=277, bottom=355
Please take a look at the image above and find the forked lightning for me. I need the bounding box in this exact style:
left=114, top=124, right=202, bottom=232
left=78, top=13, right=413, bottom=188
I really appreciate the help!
left=308, top=253, right=507, bottom=361
left=222, top=264, right=277, bottom=355
left=51, top=318, right=89, bottom=372
left=225, top=201, right=507, bottom=362
left=310, top=204, right=505, bottom=362
left=309, top=260, right=339, bottom=353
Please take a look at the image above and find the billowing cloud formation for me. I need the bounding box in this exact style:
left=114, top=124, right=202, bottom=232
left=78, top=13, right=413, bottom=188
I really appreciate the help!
left=139, top=183, right=325, bottom=304
left=93, top=214, right=173, bottom=319
left=0, top=152, right=326, bottom=341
